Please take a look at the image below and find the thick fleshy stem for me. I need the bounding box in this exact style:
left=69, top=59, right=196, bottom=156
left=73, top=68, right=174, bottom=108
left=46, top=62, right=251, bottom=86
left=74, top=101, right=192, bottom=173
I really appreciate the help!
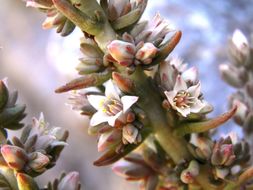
left=52, top=0, right=116, bottom=51
left=129, top=66, right=191, bottom=162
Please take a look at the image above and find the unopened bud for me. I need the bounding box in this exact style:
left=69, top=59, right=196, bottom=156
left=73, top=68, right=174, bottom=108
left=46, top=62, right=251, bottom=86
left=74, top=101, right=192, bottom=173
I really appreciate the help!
left=107, top=40, right=136, bottom=66
left=28, top=152, right=50, bottom=173
left=135, top=43, right=158, bottom=64
left=219, top=64, right=248, bottom=88
left=180, top=160, right=199, bottom=184
left=97, top=129, right=121, bottom=152
left=1, top=145, right=28, bottom=171
left=228, top=29, right=250, bottom=65
left=17, top=173, right=39, bottom=190
left=232, top=99, right=248, bottom=126
left=58, top=172, right=81, bottom=190
left=122, top=124, right=139, bottom=144
left=112, top=159, right=151, bottom=179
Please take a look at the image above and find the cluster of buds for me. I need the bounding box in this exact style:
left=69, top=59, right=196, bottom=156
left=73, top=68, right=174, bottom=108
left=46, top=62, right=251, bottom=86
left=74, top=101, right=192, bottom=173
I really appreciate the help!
left=158, top=58, right=212, bottom=118
left=112, top=141, right=172, bottom=190
left=105, top=33, right=159, bottom=69
left=25, top=0, right=75, bottom=36
left=188, top=134, right=250, bottom=180
left=76, top=37, right=106, bottom=75
left=0, top=114, right=68, bottom=176
left=104, top=14, right=176, bottom=71
left=100, top=0, right=147, bottom=31
left=0, top=78, right=80, bottom=189
left=219, top=29, right=253, bottom=133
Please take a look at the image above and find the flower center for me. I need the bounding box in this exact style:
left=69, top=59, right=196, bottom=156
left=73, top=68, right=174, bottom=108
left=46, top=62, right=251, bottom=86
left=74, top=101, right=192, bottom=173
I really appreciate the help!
left=173, top=90, right=195, bottom=109
left=102, top=98, right=123, bottom=116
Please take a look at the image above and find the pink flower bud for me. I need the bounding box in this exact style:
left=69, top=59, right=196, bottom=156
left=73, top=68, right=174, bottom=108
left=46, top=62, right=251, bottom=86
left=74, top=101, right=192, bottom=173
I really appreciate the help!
left=1, top=145, right=28, bottom=171
left=58, top=172, right=81, bottom=190
left=28, top=152, right=50, bottom=172
left=107, top=40, right=136, bottom=66
left=135, top=43, right=158, bottom=64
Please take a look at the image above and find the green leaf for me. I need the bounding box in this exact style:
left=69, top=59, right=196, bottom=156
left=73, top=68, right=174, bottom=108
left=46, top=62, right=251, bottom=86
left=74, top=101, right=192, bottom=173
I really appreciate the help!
left=0, top=81, right=9, bottom=111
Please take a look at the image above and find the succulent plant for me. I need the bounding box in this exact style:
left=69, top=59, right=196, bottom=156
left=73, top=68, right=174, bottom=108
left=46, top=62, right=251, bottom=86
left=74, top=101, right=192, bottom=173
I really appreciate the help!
left=10, top=0, right=253, bottom=189
left=0, top=78, right=80, bottom=190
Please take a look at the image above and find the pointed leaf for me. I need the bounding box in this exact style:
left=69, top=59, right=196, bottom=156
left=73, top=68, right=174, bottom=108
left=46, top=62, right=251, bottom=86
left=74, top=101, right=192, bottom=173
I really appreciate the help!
left=174, top=106, right=237, bottom=136
left=55, top=70, right=111, bottom=93
left=112, top=9, right=141, bottom=30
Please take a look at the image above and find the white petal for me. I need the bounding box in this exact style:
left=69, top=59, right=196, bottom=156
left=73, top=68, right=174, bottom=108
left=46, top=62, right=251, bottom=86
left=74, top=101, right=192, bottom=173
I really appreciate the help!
left=174, top=75, right=187, bottom=92
left=107, top=111, right=124, bottom=126
left=190, top=99, right=206, bottom=113
left=90, top=111, right=110, bottom=126
left=182, top=67, right=198, bottom=83
left=160, top=61, right=176, bottom=90
left=87, top=95, right=107, bottom=110
left=164, top=90, right=177, bottom=106
left=177, top=107, right=191, bottom=117
left=187, top=82, right=201, bottom=98
left=105, top=80, right=120, bottom=100
left=121, top=96, right=139, bottom=112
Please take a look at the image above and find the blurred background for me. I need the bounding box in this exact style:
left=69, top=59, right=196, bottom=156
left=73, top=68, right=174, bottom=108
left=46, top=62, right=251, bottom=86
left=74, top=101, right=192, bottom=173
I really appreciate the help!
left=1, top=0, right=253, bottom=189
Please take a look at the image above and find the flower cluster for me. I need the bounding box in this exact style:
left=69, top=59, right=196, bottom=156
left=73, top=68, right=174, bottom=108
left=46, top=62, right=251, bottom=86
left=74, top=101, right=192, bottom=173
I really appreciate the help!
left=0, top=114, right=68, bottom=176
left=220, top=30, right=253, bottom=134
left=104, top=14, right=174, bottom=70
left=188, top=134, right=250, bottom=180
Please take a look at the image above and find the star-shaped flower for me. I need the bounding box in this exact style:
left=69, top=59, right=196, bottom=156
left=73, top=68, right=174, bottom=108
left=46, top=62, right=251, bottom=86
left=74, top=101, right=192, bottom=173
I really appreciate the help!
left=164, top=75, right=205, bottom=117
left=87, top=80, right=139, bottom=127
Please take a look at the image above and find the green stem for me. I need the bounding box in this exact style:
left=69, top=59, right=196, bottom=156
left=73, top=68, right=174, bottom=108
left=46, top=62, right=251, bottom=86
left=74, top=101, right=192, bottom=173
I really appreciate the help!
left=129, top=67, right=191, bottom=163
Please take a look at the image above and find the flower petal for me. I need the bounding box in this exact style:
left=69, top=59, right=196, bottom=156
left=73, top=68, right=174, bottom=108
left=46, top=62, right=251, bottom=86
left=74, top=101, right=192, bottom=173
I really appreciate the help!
left=87, top=95, right=107, bottom=110
left=121, top=96, right=139, bottom=112
left=105, top=80, right=120, bottom=100
left=176, top=107, right=191, bottom=117
left=90, top=111, right=110, bottom=126
left=187, top=82, right=201, bottom=98
left=108, top=111, right=124, bottom=126
left=182, top=67, right=198, bottom=83
left=164, top=90, right=177, bottom=106
left=174, top=75, right=187, bottom=92
left=190, top=99, right=206, bottom=113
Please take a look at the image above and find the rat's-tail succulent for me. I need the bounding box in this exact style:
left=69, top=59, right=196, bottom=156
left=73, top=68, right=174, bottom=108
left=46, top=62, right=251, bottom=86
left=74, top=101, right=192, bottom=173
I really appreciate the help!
left=10, top=0, right=253, bottom=189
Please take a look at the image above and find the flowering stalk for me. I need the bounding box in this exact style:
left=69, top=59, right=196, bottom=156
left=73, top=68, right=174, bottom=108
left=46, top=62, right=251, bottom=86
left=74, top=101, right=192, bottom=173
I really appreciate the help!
left=20, top=0, right=253, bottom=189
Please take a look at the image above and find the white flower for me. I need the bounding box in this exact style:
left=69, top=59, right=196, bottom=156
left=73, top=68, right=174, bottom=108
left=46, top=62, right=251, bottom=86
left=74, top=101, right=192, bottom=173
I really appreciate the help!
left=164, top=75, right=205, bottom=117
left=87, top=80, right=138, bottom=126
